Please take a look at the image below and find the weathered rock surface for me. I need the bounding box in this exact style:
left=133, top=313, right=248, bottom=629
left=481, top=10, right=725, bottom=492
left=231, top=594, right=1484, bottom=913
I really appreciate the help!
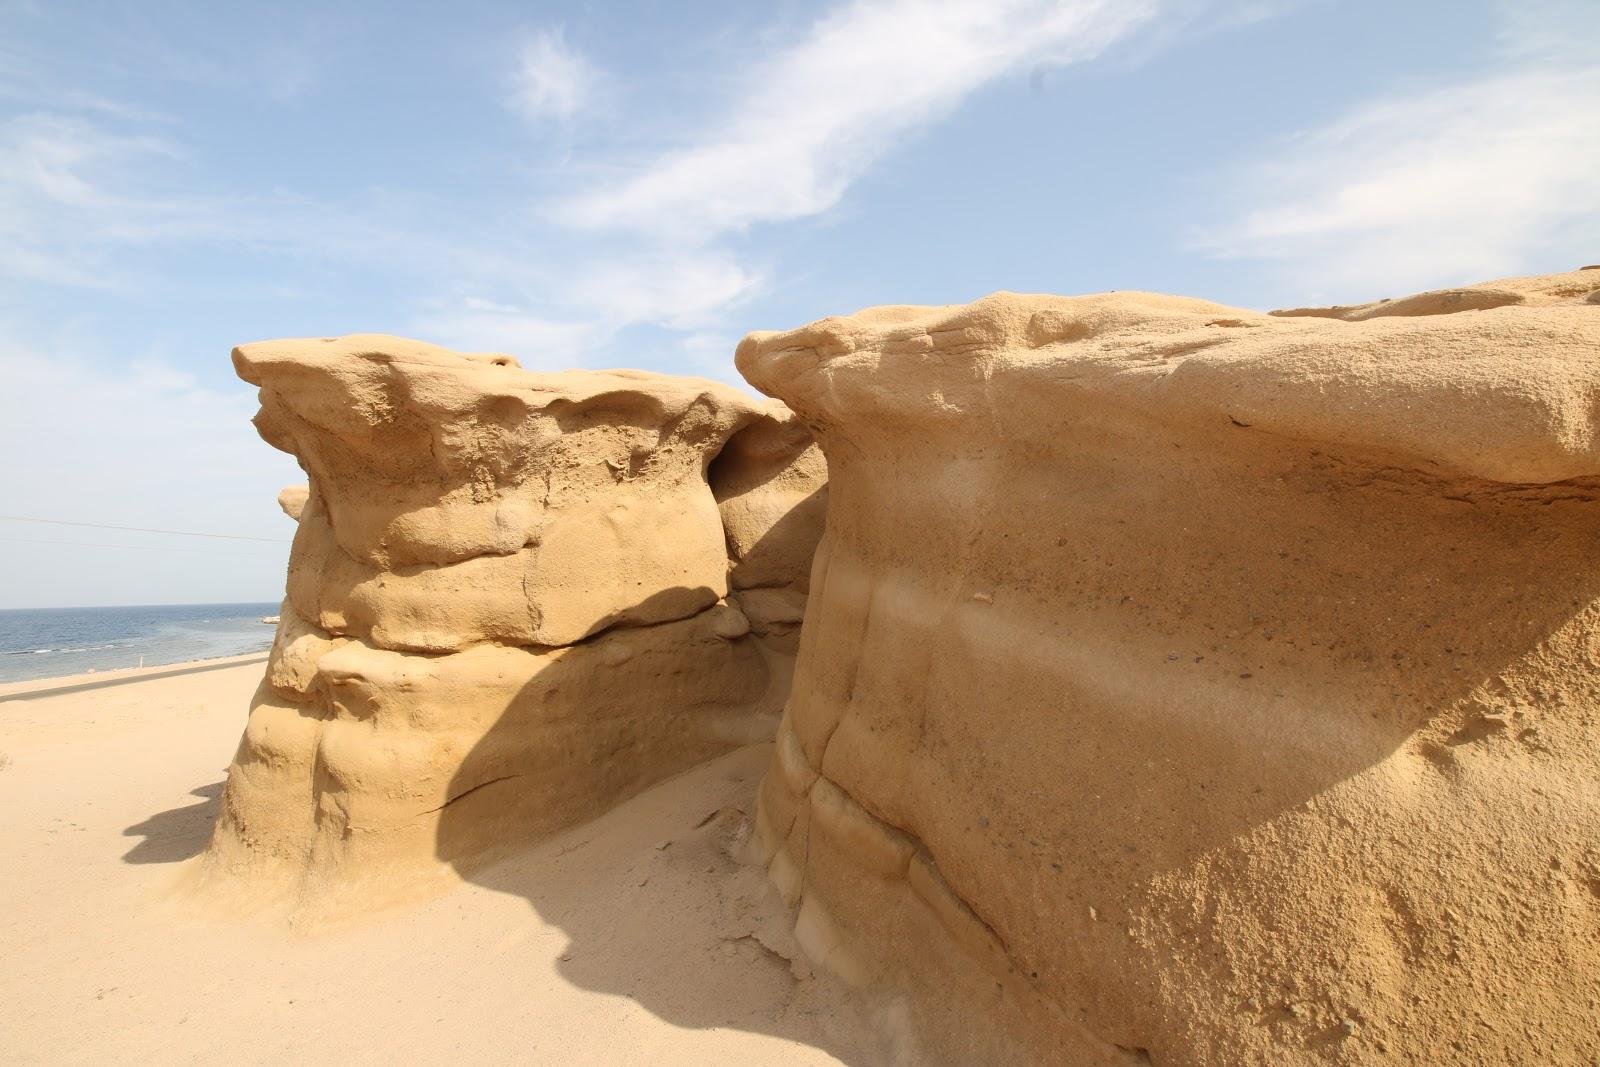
left=711, top=406, right=828, bottom=654
left=204, top=335, right=824, bottom=909
left=276, top=483, right=309, bottom=521
left=713, top=409, right=828, bottom=594
left=738, top=270, right=1600, bottom=1065
left=1271, top=266, right=1600, bottom=321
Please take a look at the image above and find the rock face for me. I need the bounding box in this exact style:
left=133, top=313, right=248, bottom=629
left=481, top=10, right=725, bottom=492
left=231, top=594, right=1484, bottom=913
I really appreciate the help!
left=738, top=271, right=1600, bottom=1065
left=1269, top=267, right=1600, bottom=322
left=204, top=335, right=824, bottom=909
left=712, top=408, right=827, bottom=654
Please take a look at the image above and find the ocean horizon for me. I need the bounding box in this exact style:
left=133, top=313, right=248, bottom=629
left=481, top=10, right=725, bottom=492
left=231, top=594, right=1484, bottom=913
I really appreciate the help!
left=0, top=601, right=280, bottom=684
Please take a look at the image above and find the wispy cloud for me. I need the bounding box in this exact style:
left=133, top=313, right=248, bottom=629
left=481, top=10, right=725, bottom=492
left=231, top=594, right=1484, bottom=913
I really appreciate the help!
left=408, top=249, right=761, bottom=372
left=0, top=113, right=191, bottom=285
left=416, top=1, right=1169, bottom=370
left=523, top=0, right=1168, bottom=370
left=562, top=250, right=763, bottom=329
left=510, top=28, right=598, bottom=122
left=564, top=0, right=1158, bottom=238
left=0, top=328, right=302, bottom=606
left=0, top=2, right=1179, bottom=369
left=1201, top=1, right=1600, bottom=296
left=0, top=109, right=436, bottom=292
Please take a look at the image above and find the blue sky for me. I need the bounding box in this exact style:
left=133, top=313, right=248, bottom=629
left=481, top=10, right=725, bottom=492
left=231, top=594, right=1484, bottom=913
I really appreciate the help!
left=2, top=0, right=1596, bottom=608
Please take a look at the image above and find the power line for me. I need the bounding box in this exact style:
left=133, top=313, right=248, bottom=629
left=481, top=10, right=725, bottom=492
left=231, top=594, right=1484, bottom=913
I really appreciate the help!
left=0, top=536, right=280, bottom=557
left=0, top=515, right=291, bottom=544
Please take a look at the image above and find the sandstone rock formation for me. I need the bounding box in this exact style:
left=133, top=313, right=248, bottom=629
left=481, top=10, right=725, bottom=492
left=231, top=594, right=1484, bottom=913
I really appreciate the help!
left=275, top=483, right=309, bottom=522
left=739, top=270, right=1600, bottom=1065
left=203, top=335, right=823, bottom=910
left=1270, top=266, right=1600, bottom=321
left=713, top=408, right=827, bottom=654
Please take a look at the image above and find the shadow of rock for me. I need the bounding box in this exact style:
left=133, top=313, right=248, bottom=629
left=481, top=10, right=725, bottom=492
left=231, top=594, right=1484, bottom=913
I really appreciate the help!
left=124, top=781, right=224, bottom=864
left=421, top=594, right=883, bottom=1064
left=441, top=743, right=883, bottom=1066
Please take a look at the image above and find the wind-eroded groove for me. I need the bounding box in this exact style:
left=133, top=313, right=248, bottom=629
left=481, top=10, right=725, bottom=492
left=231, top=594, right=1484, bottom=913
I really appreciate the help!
left=554, top=593, right=729, bottom=652
left=319, top=593, right=732, bottom=660
left=416, top=773, right=525, bottom=817
left=779, top=760, right=1160, bottom=1063
left=797, top=753, right=1018, bottom=963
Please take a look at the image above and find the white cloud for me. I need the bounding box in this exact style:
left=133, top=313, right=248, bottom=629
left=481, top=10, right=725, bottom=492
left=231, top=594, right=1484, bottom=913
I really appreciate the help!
left=1202, top=3, right=1600, bottom=296
left=408, top=249, right=762, bottom=369
left=510, top=28, right=597, bottom=122
left=533, top=0, right=1166, bottom=361
left=3, top=3, right=1172, bottom=346
left=562, top=0, right=1159, bottom=237
left=562, top=251, right=764, bottom=330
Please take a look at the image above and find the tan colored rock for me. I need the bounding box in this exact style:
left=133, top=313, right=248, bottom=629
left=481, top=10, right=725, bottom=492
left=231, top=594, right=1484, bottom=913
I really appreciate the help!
left=276, top=484, right=309, bottom=521
left=209, top=600, right=772, bottom=910
left=711, top=405, right=828, bottom=592
left=733, top=587, right=809, bottom=633
left=1271, top=264, right=1600, bottom=320
left=234, top=335, right=760, bottom=643
left=205, top=335, right=823, bottom=908
left=708, top=405, right=827, bottom=658
left=280, top=486, right=725, bottom=653
left=738, top=272, right=1600, bottom=1065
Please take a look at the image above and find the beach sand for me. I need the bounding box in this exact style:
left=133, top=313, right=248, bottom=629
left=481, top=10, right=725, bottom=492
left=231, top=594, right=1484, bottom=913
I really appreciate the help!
left=0, top=661, right=875, bottom=1065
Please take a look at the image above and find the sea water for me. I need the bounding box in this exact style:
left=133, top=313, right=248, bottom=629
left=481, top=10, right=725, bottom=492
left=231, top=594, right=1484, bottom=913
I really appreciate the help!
left=0, top=602, right=280, bottom=683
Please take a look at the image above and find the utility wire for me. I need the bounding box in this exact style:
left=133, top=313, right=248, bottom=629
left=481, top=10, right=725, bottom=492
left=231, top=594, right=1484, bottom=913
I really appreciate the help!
left=0, top=536, right=279, bottom=557
left=0, top=515, right=291, bottom=543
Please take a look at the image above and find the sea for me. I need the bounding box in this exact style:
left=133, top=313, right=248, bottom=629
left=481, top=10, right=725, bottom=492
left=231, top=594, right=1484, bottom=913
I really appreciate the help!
left=0, top=602, right=281, bottom=684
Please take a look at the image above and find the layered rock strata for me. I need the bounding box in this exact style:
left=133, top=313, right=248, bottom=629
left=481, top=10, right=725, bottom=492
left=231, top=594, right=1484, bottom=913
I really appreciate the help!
left=204, top=335, right=823, bottom=907
left=739, top=270, right=1600, bottom=1065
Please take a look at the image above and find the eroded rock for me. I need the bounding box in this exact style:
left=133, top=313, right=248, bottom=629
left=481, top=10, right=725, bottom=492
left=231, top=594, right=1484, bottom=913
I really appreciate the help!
left=738, top=271, right=1600, bottom=1065
left=203, top=335, right=824, bottom=910
left=276, top=484, right=309, bottom=522
left=1271, top=265, right=1600, bottom=321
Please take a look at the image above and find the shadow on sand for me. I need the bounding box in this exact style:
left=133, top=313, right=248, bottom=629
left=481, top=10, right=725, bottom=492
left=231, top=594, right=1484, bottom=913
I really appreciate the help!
left=426, top=505, right=874, bottom=1063
left=442, top=743, right=876, bottom=1063
left=123, top=781, right=224, bottom=864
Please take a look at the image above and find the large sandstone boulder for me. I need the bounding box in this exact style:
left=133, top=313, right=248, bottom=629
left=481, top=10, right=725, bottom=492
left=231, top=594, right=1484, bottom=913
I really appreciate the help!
left=738, top=270, right=1600, bottom=1065
left=203, top=335, right=824, bottom=911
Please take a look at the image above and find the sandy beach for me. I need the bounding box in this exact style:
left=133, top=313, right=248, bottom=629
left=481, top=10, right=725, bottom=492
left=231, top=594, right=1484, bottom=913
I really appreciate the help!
left=0, top=661, right=874, bottom=1065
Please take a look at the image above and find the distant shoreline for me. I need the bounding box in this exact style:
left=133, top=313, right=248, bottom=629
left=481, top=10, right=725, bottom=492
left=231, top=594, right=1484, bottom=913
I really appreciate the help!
left=0, top=651, right=269, bottom=702
left=0, top=602, right=279, bottom=685
left=0, top=600, right=282, bottom=614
